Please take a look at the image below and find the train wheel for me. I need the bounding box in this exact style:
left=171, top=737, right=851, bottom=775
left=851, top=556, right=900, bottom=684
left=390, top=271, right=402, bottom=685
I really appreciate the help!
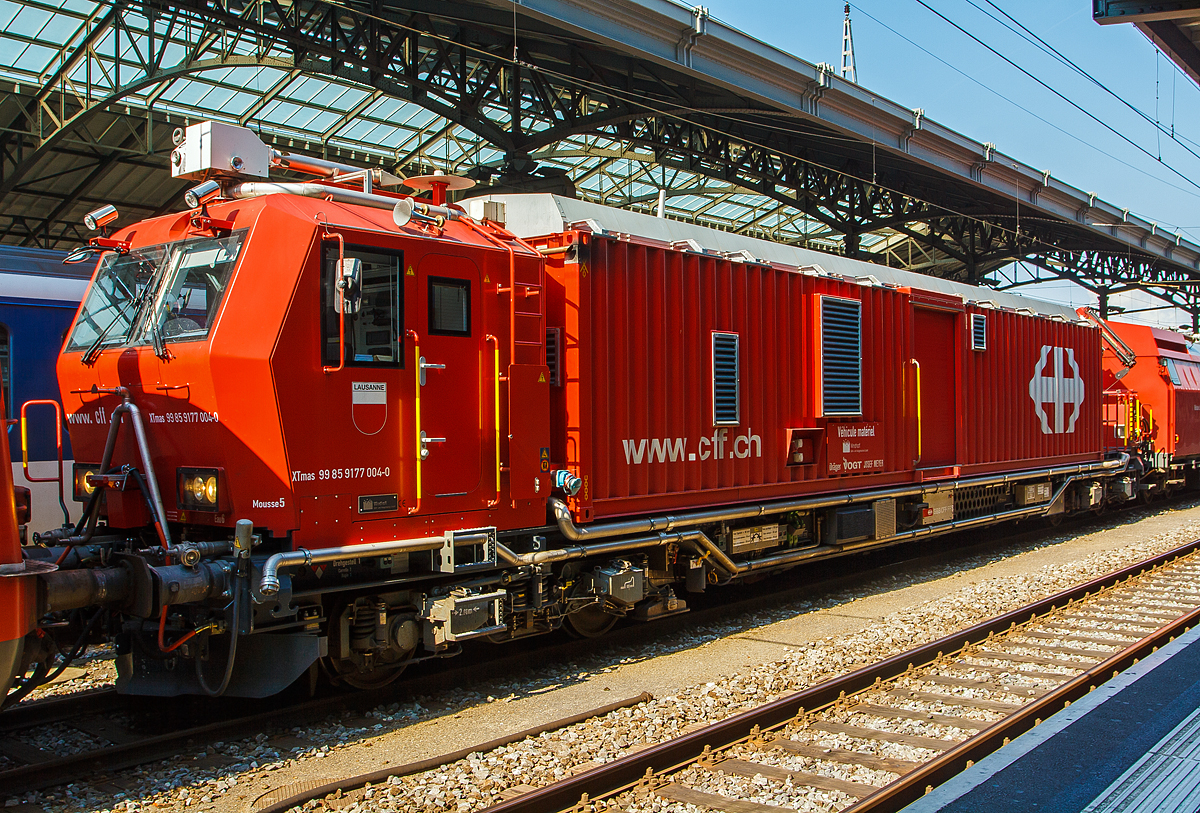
left=564, top=604, right=618, bottom=638
left=326, top=657, right=408, bottom=690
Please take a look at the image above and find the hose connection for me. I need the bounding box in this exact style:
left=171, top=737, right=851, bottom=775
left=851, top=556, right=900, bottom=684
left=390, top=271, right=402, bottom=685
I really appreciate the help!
left=553, top=469, right=583, bottom=497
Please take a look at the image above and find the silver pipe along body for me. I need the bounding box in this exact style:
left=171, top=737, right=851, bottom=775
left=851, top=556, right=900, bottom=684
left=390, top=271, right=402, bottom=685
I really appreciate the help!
left=259, top=537, right=447, bottom=596
left=549, top=456, right=1128, bottom=545
left=226, top=182, right=460, bottom=221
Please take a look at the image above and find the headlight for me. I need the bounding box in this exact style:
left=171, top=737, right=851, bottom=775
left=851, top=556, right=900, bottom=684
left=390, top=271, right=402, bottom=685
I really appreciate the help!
left=72, top=464, right=101, bottom=502
left=177, top=467, right=221, bottom=511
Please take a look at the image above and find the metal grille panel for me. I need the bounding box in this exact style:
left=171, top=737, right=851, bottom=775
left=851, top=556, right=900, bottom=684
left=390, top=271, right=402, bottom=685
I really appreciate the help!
left=712, top=332, right=740, bottom=426
left=874, top=498, right=896, bottom=539
left=971, top=313, right=987, bottom=351
left=822, top=298, right=861, bottom=416
left=953, top=484, right=1010, bottom=520
left=546, top=327, right=562, bottom=386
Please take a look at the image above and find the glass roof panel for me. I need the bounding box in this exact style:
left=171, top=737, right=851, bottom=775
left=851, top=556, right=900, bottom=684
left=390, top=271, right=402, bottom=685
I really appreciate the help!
left=163, top=81, right=214, bottom=107
left=261, top=100, right=303, bottom=124
left=7, top=4, right=55, bottom=39
left=13, top=41, right=56, bottom=73
left=0, top=0, right=22, bottom=28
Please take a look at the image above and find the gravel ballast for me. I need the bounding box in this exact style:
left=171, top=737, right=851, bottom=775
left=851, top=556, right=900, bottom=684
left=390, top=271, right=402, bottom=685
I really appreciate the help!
left=6, top=500, right=1200, bottom=813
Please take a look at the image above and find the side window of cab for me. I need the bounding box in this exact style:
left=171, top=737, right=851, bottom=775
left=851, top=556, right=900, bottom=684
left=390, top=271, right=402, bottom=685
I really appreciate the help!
left=320, top=245, right=404, bottom=367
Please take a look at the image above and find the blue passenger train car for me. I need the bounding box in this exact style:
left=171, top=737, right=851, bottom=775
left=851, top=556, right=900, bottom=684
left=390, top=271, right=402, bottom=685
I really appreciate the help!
left=0, top=245, right=89, bottom=532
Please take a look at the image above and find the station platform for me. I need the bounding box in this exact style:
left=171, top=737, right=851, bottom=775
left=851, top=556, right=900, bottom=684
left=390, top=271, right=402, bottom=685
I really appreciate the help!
left=901, top=621, right=1200, bottom=813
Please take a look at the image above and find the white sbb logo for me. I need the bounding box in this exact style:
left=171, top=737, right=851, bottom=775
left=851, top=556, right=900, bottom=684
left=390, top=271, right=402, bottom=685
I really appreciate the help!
left=1028, top=345, right=1084, bottom=434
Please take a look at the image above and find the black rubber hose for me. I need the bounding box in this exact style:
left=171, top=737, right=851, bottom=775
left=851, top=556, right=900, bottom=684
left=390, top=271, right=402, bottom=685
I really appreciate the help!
left=1, top=608, right=105, bottom=708
left=194, top=577, right=241, bottom=697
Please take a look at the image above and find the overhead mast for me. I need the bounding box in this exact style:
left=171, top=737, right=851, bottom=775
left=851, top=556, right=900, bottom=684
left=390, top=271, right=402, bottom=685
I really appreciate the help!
left=841, top=3, right=857, bottom=84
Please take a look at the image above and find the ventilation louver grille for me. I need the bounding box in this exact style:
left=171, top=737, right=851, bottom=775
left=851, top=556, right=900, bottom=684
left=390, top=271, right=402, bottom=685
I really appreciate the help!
left=545, top=327, right=562, bottom=386
left=712, top=332, right=740, bottom=426
left=822, top=298, right=862, bottom=415
left=971, top=313, right=987, bottom=351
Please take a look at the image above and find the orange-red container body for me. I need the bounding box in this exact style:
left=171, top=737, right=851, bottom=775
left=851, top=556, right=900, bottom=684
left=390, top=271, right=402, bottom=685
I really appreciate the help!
left=1101, top=320, right=1200, bottom=461
left=544, top=232, right=1104, bottom=523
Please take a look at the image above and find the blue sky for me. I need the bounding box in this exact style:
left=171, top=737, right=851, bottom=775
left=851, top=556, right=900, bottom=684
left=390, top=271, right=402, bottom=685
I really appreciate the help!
left=699, top=1, right=1200, bottom=326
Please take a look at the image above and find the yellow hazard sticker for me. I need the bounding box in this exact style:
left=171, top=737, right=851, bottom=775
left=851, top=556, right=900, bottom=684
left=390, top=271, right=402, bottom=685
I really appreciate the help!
left=579, top=263, right=588, bottom=278
left=538, top=372, right=546, bottom=383
left=406, top=266, right=415, bottom=276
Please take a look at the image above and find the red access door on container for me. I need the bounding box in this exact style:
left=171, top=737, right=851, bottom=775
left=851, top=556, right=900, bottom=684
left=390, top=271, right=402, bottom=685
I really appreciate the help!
left=913, top=308, right=958, bottom=468
left=417, top=254, right=482, bottom=506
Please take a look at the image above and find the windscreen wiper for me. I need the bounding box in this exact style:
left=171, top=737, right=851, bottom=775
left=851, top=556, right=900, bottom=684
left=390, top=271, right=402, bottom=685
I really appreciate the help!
left=81, top=273, right=141, bottom=366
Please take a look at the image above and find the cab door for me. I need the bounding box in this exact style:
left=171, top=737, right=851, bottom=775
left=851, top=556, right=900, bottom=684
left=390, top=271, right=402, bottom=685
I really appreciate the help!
left=416, top=254, right=483, bottom=505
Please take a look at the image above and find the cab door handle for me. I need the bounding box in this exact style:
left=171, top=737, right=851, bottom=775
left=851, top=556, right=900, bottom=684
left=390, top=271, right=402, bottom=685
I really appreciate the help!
left=420, top=431, right=447, bottom=460
left=418, top=357, right=446, bottom=386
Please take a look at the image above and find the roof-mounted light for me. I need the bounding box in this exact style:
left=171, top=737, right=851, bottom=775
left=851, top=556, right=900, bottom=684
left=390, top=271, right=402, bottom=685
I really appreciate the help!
left=185, top=180, right=222, bottom=209
left=83, top=205, right=118, bottom=232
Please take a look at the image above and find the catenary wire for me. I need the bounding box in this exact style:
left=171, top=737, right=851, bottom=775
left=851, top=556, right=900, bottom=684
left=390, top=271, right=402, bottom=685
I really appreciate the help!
left=910, top=0, right=1200, bottom=196
left=849, top=2, right=1200, bottom=225
left=973, top=0, right=1200, bottom=167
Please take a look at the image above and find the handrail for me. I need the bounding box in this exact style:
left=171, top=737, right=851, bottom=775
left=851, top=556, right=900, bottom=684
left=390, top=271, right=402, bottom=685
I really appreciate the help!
left=321, top=231, right=346, bottom=374
left=485, top=334, right=501, bottom=508
left=20, top=399, right=68, bottom=525
left=1076, top=306, right=1137, bottom=380
left=464, top=219, right=520, bottom=363
left=407, top=329, right=422, bottom=514
left=910, top=359, right=922, bottom=466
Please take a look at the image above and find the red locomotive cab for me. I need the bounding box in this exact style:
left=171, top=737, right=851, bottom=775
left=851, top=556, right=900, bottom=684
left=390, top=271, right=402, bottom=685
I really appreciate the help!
left=56, top=176, right=548, bottom=551
left=1099, top=318, right=1200, bottom=472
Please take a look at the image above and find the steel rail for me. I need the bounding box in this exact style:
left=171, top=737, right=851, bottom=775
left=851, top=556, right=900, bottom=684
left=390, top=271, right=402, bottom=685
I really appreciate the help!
left=845, top=602, right=1200, bottom=812
left=0, top=511, right=1173, bottom=799
left=478, top=536, right=1200, bottom=813
left=0, top=686, right=116, bottom=731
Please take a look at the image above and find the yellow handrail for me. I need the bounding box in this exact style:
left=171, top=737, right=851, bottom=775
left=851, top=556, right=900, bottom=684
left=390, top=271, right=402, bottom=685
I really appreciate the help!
left=486, top=334, right=501, bottom=507
left=21, top=399, right=68, bottom=525
left=911, top=359, right=922, bottom=465
left=407, top=330, right=422, bottom=514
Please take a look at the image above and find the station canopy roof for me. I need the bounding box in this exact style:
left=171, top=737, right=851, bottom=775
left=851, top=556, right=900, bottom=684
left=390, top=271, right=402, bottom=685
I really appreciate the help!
left=2, top=0, right=1196, bottom=327
left=0, top=0, right=857, bottom=254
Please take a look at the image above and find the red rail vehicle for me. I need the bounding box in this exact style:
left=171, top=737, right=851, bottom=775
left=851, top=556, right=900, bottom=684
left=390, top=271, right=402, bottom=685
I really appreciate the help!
left=1091, top=316, right=1200, bottom=495
left=0, top=121, right=1136, bottom=699
left=1, top=388, right=37, bottom=700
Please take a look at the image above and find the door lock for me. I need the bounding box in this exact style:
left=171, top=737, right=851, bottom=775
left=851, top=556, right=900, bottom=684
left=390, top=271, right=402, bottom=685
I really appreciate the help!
left=420, top=430, right=447, bottom=460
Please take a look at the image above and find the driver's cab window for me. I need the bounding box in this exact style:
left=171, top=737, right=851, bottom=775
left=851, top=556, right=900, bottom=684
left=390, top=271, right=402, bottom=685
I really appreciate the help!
left=321, top=245, right=403, bottom=367
left=428, top=277, right=470, bottom=336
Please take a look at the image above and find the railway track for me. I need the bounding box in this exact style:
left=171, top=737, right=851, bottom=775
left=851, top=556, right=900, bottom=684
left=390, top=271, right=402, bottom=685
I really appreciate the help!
left=0, top=508, right=1187, bottom=804
left=457, top=538, right=1200, bottom=813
